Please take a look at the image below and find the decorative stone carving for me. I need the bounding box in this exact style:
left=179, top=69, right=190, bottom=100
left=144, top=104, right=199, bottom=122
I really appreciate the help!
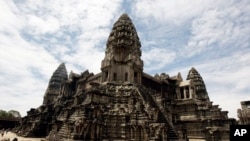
left=43, top=63, right=68, bottom=105
left=187, top=67, right=209, bottom=101
left=237, top=101, right=250, bottom=125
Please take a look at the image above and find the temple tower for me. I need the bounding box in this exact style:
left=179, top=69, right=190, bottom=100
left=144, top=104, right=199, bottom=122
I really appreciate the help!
left=101, top=14, right=143, bottom=84
left=187, top=67, right=209, bottom=101
left=43, top=63, right=68, bottom=105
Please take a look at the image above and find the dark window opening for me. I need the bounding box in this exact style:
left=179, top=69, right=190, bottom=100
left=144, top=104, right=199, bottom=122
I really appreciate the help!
left=104, top=71, right=108, bottom=81
left=186, top=89, right=190, bottom=98
left=180, top=88, right=184, bottom=99
left=113, top=73, right=117, bottom=81
left=134, top=72, right=138, bottom=83
left=125, top=72, right=128, bottom=81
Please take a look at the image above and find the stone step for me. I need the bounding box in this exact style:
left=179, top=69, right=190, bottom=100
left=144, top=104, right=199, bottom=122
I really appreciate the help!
left=68, top=109, right=85, bottom=122
left=57, top=124, right=68, bottom=139
left=137, top=87, right=179, bottom=140
left=57, top=112, right=68, bottom=121
left=167, top=126, right=179, bottom=139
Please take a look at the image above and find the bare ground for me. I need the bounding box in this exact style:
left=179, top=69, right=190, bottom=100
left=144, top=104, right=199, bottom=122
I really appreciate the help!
left=0, top=132, right=44, bottom=141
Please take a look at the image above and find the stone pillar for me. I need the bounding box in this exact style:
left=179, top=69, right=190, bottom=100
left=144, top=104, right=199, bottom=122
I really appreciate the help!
left=189, top=86, right=192, bottom=98
left=183, top=87, right=186, bottom=99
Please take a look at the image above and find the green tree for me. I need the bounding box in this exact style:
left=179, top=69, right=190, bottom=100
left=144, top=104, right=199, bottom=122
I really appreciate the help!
left=0, top=110, right=11, bottom=118
left=8, top=110, right=21, bottom=118
left=0, top=109, right=21, bottom=118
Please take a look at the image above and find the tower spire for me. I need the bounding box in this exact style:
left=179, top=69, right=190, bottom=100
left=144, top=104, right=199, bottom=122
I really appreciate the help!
left=43, top=63, right=68, bottom=105
left=106, top=13, right=141, bottom=50
left=101, top=14, right=143, bottom=84
left=187, top=67, right=209, bottom=101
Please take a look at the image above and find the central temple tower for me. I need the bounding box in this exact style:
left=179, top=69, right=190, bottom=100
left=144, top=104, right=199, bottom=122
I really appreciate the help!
left=101, top=14, right=143, bottom=84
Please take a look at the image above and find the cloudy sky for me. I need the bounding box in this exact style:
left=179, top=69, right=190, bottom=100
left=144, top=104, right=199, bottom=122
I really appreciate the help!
left=0, top=0, right=249, bottom=118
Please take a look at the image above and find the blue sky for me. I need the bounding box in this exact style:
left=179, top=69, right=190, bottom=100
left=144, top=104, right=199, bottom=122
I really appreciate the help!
left=0, top=0, right=249, bottom=118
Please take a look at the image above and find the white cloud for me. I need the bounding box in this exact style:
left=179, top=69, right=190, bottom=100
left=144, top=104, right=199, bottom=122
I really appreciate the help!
left=183, top=2, right=250, bottom=57
left=26, top=15, right=60, bottom=34
left=142, top=48, right=176, bottom=72
left=0, top=1, right=23, bottom=29
left=133, top=0, right=220, bottom=25
left=0, top=0, right=249, bottom=120
left=0, top=31, right=59, bottom=116
left=0, top=0, right=123, bottom=116
left=166, top=51, right=250, bottom=118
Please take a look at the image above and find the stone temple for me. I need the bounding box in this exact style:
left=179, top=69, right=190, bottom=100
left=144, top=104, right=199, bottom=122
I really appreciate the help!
left=16, top=14, right=236, bottom=141
left=237, top=101, right=250, bottom=125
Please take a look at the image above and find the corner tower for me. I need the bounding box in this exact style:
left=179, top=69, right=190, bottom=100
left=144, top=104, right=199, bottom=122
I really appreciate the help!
left=43, top=63, right=68, bottom=105
left=187, top=67, right=209, bottom=101
left=101, top=14, right=143, bottom=84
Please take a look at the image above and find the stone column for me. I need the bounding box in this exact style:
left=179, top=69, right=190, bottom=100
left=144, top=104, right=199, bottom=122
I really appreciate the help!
left=183, top=87, right=186, bottom=99
left=189, top=86, right=192, bottom=98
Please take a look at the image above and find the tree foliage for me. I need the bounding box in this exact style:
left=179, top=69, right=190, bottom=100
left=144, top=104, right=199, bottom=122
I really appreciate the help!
left=0, top=109, right=21, bottom=118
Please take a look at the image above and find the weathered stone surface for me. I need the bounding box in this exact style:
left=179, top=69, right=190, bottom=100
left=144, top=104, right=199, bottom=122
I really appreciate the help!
left=101, top=13, right=143, bottom=85
left=187, top=67, right=209, bottom=101
left=237, top=101, right=250, bottom=125
left=16, top=13, right=236, bottom=141
left=43, top=63, right=68, bottom=105
left=106, top=13, right=141, bottom=59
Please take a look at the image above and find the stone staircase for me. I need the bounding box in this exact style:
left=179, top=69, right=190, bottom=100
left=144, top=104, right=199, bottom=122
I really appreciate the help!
left=57, top=123, right=68, bottom=139
left=137, top=86, right=179, bottom=140
left=158, top=112, right=179, bottom=140
left=56, top=111, right=68, bottom=121
left=57, top=108, right=86, bottom=139
left=68, top=108, right=85, bottom=122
